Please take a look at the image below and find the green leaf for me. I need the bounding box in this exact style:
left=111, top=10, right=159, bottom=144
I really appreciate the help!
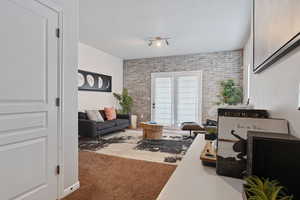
left=113, top=88, right=134, bottom=114
left=215, top=79, right=243, bottom=105
left=244, top=176, right=293, bottom=200
left=271, top=186, right=283, bottom=200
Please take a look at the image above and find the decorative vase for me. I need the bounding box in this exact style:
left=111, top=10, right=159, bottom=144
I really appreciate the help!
left=130, top=115, right=137, bottom=129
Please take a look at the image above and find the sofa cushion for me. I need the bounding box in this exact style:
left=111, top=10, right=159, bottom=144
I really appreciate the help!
left=99, top=110, right=107, bottom=121
left=104, top=107, right=117, bottom=120
left=86, top=110, right=104, bottom=122
left=117, top=114, right=130, bottom=120
left=115, top=119, right=130, bottom=126
left=78, top=112, right=88, bottom=120
left=96, top=120, right=116, bottom=130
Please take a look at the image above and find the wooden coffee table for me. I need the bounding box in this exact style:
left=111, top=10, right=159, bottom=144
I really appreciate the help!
left=140, top=122, right=163, bottom=139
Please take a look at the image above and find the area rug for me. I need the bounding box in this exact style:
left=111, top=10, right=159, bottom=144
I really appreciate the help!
left=63, top=151, right=176, bottom=200
left=79, top=129, right=193, bottom=164
left=135, top=139, right=192, bottom=154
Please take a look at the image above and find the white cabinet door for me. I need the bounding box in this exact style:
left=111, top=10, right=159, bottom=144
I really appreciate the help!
left=0, top=0, right=59, bottom=199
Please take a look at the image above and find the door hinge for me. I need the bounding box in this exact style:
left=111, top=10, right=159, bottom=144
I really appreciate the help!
left=56, top=165, right=60, bottom=175
left=56, top=97, right=60, bottom=107
left=56, top=28, right=60, bottom=38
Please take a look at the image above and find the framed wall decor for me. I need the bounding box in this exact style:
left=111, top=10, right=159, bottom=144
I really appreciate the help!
left=78, top=69, right=112, bottom=92
left=253, top=0, right=300, bottom=73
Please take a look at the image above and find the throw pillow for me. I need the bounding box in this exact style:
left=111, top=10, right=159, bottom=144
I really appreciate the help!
left=104, top=107, right=117, bottom=120
left=86, top=110, right=104, bottom=122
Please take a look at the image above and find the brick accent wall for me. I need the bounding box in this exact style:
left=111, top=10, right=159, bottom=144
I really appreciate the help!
left=124, top=50, right=243, bottom=124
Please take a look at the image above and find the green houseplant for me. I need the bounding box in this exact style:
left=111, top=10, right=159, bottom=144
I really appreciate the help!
left=217, top=79, right=243, bottom=105
left=205, top=126, right=217, bottom=140
left=113, top=88, right=133, bottom=114
left=244, top=176, right=293, bottom=200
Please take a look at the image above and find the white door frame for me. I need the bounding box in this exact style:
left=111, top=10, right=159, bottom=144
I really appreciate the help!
left=33, top=0, right=64, bottom=198
left=151, top=71, right=203, bottom=127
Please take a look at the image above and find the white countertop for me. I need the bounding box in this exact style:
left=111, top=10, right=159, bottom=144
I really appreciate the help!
left=157, top=134, right=243, bottom=200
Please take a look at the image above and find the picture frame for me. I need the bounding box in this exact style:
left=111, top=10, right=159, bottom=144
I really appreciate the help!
left=253, top=0, right=300, bottom=73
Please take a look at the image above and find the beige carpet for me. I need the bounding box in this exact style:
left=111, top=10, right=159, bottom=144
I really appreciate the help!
left=63, top=151, right=176, bottom=200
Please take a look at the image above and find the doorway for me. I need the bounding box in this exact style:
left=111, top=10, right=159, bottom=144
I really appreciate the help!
left=151, top=71, right=202, bottom=128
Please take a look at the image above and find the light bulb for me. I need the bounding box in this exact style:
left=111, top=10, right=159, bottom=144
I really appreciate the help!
left=156, top=40, right=162, bottom=47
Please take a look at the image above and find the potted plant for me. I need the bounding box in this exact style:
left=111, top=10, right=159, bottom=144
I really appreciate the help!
left=113, top=88, right=133, bottom=114
left=217, top=79, right=243, bottom=106
left=207, top=79, right=244, bottom=120
left=243, top=176, right=293, bottom=200
left=113, top=88, right=137, bottom=128
left=205, top=126, right=217, bottom=140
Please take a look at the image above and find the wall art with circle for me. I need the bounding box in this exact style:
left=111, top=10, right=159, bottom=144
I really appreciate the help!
left=78, top=69, right=112, bottom=92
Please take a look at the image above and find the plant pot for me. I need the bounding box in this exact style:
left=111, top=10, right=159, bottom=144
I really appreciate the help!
left=205, top=133, right=217, bottom=140
left=130, top=115, right=137, bottom=129
left=205, top=126, right=217, bottom=140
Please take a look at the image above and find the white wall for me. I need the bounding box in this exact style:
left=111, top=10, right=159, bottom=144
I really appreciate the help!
left=244, top=31, right=300, bottom=137
left=243, top=35, right=251, bottom=104
left=78, top=43, right=123, bottom=111
left=51, top=0, right=79, bottom=198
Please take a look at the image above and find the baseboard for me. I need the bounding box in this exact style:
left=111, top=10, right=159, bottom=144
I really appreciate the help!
left=61, top=181, right=80, bottom=198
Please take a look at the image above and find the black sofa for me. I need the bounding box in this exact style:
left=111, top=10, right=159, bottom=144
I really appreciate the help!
left=78, top=110, right=130, bottom=138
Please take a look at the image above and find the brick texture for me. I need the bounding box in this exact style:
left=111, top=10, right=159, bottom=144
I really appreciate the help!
left=124, top=50, right=243, bottom=124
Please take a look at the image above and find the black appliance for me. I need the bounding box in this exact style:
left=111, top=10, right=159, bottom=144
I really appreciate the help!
left=247, top=131, right=300, bottom=199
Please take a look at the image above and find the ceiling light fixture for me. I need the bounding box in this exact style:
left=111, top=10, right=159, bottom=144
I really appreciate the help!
left=148, top=37, right=170, bottom=47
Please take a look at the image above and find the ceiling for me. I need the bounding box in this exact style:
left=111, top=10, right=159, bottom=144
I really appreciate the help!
left=79, top=0, right=251, bottom=60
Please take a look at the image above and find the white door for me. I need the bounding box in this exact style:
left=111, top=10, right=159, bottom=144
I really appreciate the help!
left=174, top=72, right=201, bottom=127
left=151, top=74, right=173, bottom=126
left=151, top=71, right=202, bottom=127
left=0, top=0, right=60, bottom=200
